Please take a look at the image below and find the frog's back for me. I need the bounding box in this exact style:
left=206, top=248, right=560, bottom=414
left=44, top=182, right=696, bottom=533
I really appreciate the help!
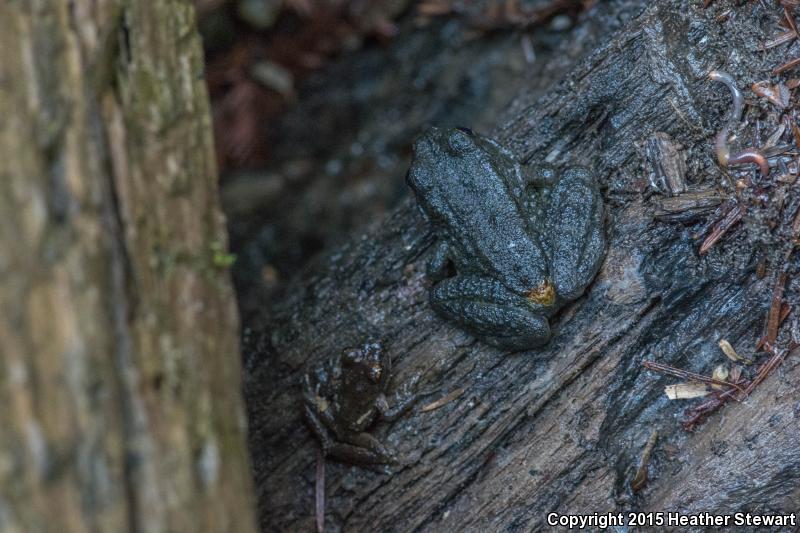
left=408, top=127, right=550, bottom=295
left=437, top=163, right=549, bottom=295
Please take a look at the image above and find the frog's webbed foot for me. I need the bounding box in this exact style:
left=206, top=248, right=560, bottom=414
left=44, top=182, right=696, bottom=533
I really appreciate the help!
left=543, top=166, right=606, bottom=301
left=430, top=275, right=550, bottom=351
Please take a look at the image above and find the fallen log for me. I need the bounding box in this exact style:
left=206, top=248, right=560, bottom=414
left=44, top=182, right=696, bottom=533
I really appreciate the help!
left=245, top=2, right=800, bottom=530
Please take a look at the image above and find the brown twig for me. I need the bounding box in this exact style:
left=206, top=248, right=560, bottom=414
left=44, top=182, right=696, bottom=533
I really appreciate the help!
left=630, top=430, right=658, bottom=492
left=692, top=199, right=735, bottom=240
left=755, top=303, right=791, bottom=351
left=785, top=6, right=799, bottom=38
left=642, top=360, right=745, bottom=392
left=774, top=56, right=800, bottom=75
left=790, top=118, right=800, bottom=151
left=738, top=346, right=789, bottom=398
left=756, top=204, right=800, bottom=349
left=682, top=387, right=740, bottom=431
left=763, top=270, right=789, bottom=348
left=699, top=204, right=744, bottom=254
left=316, top=448, right=325, bottom=533
left=762, top=30, right=797, bottom=50
left=421, top=387, right=466, bottom=412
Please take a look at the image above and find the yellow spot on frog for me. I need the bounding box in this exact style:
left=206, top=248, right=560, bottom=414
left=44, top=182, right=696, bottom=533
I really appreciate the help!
left=526, top=280, right=555, bottom=306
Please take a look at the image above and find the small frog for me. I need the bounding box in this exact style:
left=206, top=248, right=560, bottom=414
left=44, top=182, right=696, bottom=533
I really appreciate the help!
left=302, top=341, right=418, bottom=468
left=406, top=127, right=606, bottom=351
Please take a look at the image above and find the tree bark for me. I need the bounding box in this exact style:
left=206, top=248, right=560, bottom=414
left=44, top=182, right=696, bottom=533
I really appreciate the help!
left=246, top=2, right=800, bottom=531
left=0, top=2, right=256, bottom=532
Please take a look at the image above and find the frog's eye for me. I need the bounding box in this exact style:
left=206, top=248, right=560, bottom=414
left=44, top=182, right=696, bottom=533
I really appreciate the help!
left=455, top=126, right=474, bottom=136
left=447, top=129, right=475, bottom=155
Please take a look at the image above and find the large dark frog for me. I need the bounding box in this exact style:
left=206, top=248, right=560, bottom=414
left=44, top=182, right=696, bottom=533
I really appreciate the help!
left=302, top=341, right=419, bottom=469
left=406, top=127, right=606, bottom=351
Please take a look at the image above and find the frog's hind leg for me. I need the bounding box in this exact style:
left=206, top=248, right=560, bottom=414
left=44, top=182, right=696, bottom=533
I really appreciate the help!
left=304, top=404, right=337, bottom=452
left=430, top=276, right=551, bottom=351
left=305, top=405, right=397, bottom=471
left=329, top=432, right=398, bottom=472
left=543, top=166, right=606, bottom=301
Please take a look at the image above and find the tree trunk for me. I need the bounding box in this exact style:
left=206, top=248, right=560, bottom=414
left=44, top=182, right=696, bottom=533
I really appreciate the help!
left=245, top=2, right=800, bottom=531
left=0, top=2, right=256, bottom=532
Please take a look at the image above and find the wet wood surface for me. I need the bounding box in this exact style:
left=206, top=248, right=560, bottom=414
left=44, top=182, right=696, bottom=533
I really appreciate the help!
left=245, top=2, right=800, bottom=531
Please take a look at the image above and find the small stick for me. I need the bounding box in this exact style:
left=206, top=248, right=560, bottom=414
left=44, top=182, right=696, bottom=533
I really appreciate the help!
left=643, top=360, right=745, bottom=392
left=764, top=270, right=789, bottom=347
left=785, top=6, right=799, bottom=40
left=630, top=430, right=658, bottom=492
left=739, top=347, right=789, bottom=398
left=791, top=119, right=800, bottom=151
left=699, top=204, right=744, bottom=254
left=758, top=204, right=800, bottom=350
left=774, top=56, right=800, bottom=75
left=316, top=448, right=325, bottom=533
left=692, top=199, right=735, bottom=240
left=763, top=30, right=797, bottom=50
left=682, top=387, right=739, bottom=431
left=755, top=303, right=791, bottom=351
left=421, top=387, right=466, bottom=412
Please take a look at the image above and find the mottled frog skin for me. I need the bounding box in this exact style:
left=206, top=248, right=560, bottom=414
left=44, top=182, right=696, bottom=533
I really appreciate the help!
left=302, top=341, right=418, bottom=468
left=406, top=127, right=606, bottom=351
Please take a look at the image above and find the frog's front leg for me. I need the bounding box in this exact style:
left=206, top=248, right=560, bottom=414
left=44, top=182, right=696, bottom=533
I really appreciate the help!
left=375, top=372, right=421, bottom=421
left=542, top=167, right=606, bottom=301
left=430, top=275, right=551, bottom=351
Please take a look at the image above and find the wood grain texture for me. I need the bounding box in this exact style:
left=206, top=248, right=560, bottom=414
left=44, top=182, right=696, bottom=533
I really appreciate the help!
left=245, top=2, right=800, bottom=531
left=0, top=2, right=256, bottom=532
